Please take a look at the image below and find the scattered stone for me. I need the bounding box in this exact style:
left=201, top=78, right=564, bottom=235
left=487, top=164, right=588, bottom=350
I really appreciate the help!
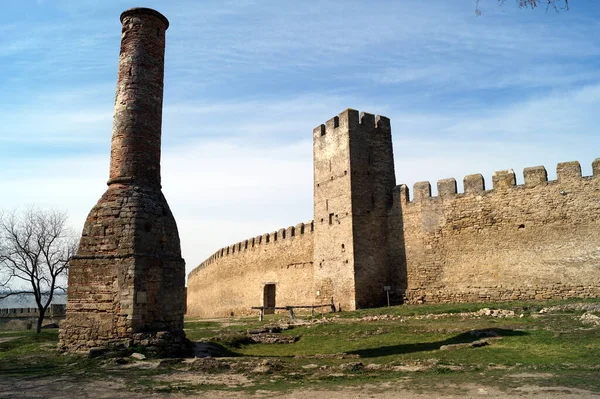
left=339, top=362, right=363, bottom=371
left=539, top=303, right=600, bottom=314
left=580, top=312, right=600, bottom=325
left=130, top=353, right=146, bottom=361
left=249, top=333, right=298, bottom=344
left=391, top=365, right=429, bottom=372
left=247, top=325, right=282, bottom=334
left=365, top=363, right=383, bottom=370
left=251, top=359, right=281, bottom=374
left=295, top=353, right=359, bottom=360
left=477, top=308, right=515, bottom=318
left=302, top=363, right=319, bottom=369
left=439, top=339, right=491, bottom=351
left=189, top=357, right=231, bottom=372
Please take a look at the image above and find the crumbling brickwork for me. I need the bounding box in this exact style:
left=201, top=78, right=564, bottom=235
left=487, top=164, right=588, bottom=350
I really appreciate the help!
left=60, top=8, right=188, bottom=355
left=187, top=109, right=600, bottom=317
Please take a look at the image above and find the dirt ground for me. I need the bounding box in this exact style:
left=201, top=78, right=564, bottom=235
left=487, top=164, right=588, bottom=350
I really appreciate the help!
left=1, top=376, right=598, bottom=399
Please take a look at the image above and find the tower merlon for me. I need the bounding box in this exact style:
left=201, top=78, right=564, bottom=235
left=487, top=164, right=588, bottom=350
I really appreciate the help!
left=557, top=161, right=582, bottom=181
left=393, top=184, right=410, bottom=204
left=413, top=181, right=432, bottom=201
left=286, top=225, right=295, bottom=238
left=359, top=112, right=375, bottom=128
left=437, top=178, right=457, bottom=197
left=313, top=109, right=391, bottom=139
left=523, top=166, right=548, bottom=187
left=464, top=174, right=485, bottom=194
left=593, top=158, right=600, bottom=176
left=375, top=115, right=391, bottom=130
left=492, top=169, right=516, bottom=190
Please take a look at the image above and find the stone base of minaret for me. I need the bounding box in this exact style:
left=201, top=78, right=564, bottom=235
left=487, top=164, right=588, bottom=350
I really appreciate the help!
left=59, top=184, right=191, bottom=357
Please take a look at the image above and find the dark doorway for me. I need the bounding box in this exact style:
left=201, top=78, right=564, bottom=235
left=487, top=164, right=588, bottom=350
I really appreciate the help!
left=263, top=284, right=276, bottom=314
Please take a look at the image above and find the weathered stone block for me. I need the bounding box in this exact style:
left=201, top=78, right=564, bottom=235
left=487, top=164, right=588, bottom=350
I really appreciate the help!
left=464, top=174, right=485, bottom=194
left=523, top=166, right=547, bottom=187
left=413, top=181, right=431, bottom=201
left=437, top=178, right=457, bottom=197
left=492, top=169, right=516, bottom=189
left=557, top=161, right=582, bottom=181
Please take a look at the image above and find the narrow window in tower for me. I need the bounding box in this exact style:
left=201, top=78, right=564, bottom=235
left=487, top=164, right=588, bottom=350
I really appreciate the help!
left=326, top=199, right=329, bottom=210
left=329, top=160, right=332, bottom=172
left=329, top=213, right=334, bottom=225
left=372, top=193, right=375, bottom=208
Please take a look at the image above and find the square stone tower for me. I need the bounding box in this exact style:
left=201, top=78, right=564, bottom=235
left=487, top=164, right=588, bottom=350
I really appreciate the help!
left=59, top=8, right=189, bottom=356
left=312, top=109, right=396, bottom=310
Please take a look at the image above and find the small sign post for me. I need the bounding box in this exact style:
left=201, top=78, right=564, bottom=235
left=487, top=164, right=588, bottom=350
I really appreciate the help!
left=384, top=286, right=391, bottom=307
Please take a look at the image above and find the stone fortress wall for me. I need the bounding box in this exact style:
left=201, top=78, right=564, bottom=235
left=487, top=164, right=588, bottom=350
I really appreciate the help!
left=187, top=222, right=315, bottom=318
left=391, top=160, right=600, bottom=304
left=186, top=108, right=600, bottom=318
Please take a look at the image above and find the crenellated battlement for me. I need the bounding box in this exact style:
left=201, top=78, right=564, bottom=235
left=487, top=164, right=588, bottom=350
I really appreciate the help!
left=188, top=220, right=314, bottom=279
left=396, top=159, right=599, bottom=203
left=187, top=108, right=600, bottom=318
left=312, top=109, right=390, bottom=139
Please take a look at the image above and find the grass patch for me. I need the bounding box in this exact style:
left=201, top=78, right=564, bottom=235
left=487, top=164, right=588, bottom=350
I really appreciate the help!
left=1, top=298, right=599, bottom=396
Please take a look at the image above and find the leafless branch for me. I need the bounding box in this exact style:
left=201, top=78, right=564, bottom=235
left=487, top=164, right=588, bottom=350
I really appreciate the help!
left=0, top=207, right=77, bottom=332
left=475, top=0, right=569, bottom=16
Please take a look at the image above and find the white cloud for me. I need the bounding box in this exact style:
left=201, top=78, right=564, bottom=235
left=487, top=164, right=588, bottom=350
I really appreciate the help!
left=1, top=0, right=599, bottom=282
left=4, top=82, right=598, bottom=277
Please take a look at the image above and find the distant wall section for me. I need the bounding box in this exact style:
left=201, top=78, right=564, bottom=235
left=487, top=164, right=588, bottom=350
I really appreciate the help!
left=390, top=160, right=600, bottom=303
left=187, top=222, right=315, bottom=318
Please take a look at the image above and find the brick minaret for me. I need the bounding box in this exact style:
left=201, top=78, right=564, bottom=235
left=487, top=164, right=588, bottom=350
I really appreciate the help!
left=60, top=8, right=189, bottom=356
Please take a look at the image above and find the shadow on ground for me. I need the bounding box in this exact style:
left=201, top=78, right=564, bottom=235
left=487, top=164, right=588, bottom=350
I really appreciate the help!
left=346, top=328, right=527, bottom=358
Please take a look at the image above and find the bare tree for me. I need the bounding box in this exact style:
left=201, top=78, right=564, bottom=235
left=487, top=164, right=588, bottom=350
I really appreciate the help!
left=476, top=0, right=570, bottom=15
left=0, top=208, right=77, bottom=333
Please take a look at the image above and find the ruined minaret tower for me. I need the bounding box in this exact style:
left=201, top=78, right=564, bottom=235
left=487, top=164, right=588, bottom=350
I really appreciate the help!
left=60, top=8, right=188, bottom=355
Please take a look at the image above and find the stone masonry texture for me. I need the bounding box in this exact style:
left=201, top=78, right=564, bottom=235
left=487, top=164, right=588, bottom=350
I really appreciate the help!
left=186, top=108, right=600, bottom=318
left=60, top=8, right=188, bottom=356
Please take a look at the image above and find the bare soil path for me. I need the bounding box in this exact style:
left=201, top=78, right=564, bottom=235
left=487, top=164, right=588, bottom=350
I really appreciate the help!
left=1, top=376, right=598, bottom=399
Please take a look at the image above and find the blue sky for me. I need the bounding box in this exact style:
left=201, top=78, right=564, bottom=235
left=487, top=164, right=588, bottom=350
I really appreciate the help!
left=1, top=0, right=599, bottom=277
